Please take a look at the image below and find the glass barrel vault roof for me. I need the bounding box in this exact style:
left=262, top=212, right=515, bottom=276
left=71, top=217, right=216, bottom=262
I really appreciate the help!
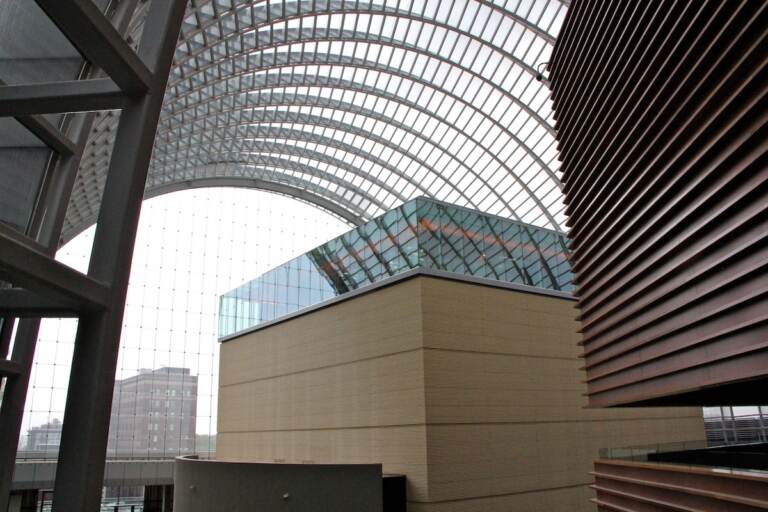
left=63, top=0, right=570, bottom=243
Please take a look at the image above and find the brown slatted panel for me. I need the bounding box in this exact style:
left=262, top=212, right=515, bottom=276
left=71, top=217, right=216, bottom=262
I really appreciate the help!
left=549, top=0, right=768, bottom=406
left=591, top=460, right=768, bottom=512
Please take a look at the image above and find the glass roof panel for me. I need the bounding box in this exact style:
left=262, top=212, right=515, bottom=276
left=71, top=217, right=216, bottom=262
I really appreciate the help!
left=63, top=0, right=570, bottom=243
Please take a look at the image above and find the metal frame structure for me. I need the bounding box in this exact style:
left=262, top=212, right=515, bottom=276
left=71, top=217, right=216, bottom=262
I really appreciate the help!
left=0, top=1, right=187, bottom=510
left=64, top=0, right=570, bottom=243
left=0, top=1, right=569, bottom=510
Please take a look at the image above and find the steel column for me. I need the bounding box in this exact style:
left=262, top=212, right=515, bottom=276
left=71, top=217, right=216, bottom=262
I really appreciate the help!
left=0, top=320, right=41, bottom=512
left=51, top=1, right=187, bottom=510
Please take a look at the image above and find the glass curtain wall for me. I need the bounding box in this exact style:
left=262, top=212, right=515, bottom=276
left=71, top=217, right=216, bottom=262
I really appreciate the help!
left=220, top=197, right=572, bottom=337
left=18, top=189, right=349, bottom=507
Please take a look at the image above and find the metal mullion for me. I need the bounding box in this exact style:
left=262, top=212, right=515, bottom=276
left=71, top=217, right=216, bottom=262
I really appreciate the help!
left=342, top=87, right=368, bottom=195
left=359, top=219, right=395, bottom=277
left=456, top=1, right=481, bottom=67
left=176, top=2, right=559, bottom=71
left=379, top=213, right=420, bottom=270
left=175, top=12, right=547, bottom=82
left=481, top=216, right=528, bottom=284
left=466, top=4, right=498, bottom=79
left=339, top=235, right=376, bottom=284
left=443, top=206, right=502, bottom=280
left=355, top=42, right=387, bottom=191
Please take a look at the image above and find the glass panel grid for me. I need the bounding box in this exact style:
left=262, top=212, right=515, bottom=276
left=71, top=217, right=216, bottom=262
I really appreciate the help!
left=63, top=0, right=570, bottom=245
left=219, top=196, right=573, bottom=337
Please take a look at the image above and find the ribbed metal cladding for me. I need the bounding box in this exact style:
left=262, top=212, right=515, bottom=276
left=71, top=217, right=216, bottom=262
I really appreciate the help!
left=548, top=0, right=768, bottom=407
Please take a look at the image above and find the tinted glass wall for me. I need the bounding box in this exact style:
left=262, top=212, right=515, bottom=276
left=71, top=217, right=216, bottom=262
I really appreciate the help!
left=219, top=198, right=572, bottom=337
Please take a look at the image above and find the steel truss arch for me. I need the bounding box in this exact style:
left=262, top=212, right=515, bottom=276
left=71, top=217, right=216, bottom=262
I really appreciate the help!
left=156, top=92, right=560, bottom=228
left=174, top=2, right=555, bottom=80
left=66, top=172, right=368, bottom=244
left=159, top=110, right=529, bottom=221
left=178, top=0, right=560, bottom=56
left=144, top=176, right=365, bottom=226
left=152, top=162, right=374, bottom=220
left=159, top=67, right=560, bottom=193
left=64, top=0, right=570, bottom=244
left=166, top=47, right=555, bottom=137
left=157, top=121, right=487, bottom=216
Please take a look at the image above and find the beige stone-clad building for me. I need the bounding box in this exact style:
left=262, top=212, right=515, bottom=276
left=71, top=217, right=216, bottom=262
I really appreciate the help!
left=217, top=275, right=704, bottom=511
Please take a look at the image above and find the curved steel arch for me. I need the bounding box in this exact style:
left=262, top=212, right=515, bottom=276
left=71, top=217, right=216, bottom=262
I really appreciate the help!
left=174, top=3, right=553, bottom=80
left=160, top=68, right=559, bottom=186
left=156, top=95, right=561, bottom=228
left=149, top=162, right=375, bottom=220
left=64, top=175, right=366, bottom=244
left=167, top=142, right=412, bottom=203
left=64, top=0, right=570, bottom=243
left=156, top=124, right=482, bottom=216
left=199, top=155, right=392, bottom=211
left=145, top=177, right=363, bottom=226
left=154, top=137, right=420, bottom=201
left=178, top=0, right=559, bottom=54
left=168, top=37, right=553, bottom=135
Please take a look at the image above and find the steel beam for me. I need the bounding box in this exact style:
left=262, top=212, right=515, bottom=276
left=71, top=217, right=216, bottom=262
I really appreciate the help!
left=34, top=0, right=153, bottom=95
left=0, top=78, right=125, bottom=117
left=0, top=77, right=78, bottom=155
left=0, top=231, right=110, bottom=311
left=28, top=113, right=96, bottom=251
left=51, top=1, right=188, bottom=510
left=0, top=289, right=82, bottom=318
left=16, top=114, right=77, bottom=156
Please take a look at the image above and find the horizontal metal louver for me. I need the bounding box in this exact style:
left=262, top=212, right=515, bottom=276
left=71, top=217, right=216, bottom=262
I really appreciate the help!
left=549, top=0, right=768, bottom=407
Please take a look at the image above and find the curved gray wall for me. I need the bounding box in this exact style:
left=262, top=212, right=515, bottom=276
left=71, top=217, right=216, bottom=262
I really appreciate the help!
left=174, top=457, right=382, bottom=512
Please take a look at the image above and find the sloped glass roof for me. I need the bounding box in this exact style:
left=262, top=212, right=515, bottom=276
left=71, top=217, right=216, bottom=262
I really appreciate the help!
left=64, top=0, right=569, bottom=243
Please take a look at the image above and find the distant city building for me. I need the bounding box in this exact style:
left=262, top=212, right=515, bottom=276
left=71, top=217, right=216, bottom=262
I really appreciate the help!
left=108, top=367, right=198, bottom=457
left=25, top=418, right=62, bottom=454
left=704, top=406, right=768, bottom=446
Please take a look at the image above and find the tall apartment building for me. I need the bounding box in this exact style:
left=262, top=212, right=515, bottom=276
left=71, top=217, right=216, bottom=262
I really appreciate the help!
left=108, top=367, right=198, bottom=457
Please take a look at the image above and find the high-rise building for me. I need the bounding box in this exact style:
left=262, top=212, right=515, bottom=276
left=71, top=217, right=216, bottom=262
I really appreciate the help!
left=108, top=368, right=198, bottom=457
left=25, top=419, right=62, bottom=455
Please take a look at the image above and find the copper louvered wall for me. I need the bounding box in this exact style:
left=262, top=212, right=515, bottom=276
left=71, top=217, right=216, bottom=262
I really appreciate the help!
left=548, top=1, right=768, bottom=407
left=592, top=460, right=768, bottom=511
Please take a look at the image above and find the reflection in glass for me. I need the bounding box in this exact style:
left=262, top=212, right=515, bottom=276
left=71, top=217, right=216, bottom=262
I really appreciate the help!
left=220, top=197, right=573, bottom=337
